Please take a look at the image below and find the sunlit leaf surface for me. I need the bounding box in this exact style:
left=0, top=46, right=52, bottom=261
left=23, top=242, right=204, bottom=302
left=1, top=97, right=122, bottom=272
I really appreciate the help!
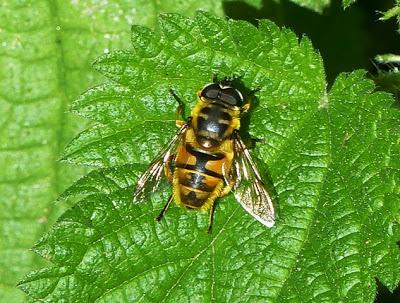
left=14, top=11, right=400, bottom=303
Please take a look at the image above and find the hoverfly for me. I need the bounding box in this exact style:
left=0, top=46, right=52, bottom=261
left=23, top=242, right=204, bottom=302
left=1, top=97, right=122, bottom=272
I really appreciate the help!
left=133, top=80, right=275, bottom=232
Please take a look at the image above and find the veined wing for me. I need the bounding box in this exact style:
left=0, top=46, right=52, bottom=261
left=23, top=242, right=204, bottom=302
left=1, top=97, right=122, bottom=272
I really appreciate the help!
left=132, top=123, right=188, bottom=203
left=230, top=131, right=275, bottom=227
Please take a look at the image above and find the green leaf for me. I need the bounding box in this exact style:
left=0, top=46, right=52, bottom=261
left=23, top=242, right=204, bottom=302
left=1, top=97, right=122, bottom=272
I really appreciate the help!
left=229, top=0, right=264, bottom=9
left=262, top=0, right=357, bottom=13
left=287, top=0, right=330, bottom=13
left=298, top=0, right=356, bottom=11
left=19, top=12, right=400, bottom=303
left=380, top=1, right=400, bottom=21
left=342, top=0, right=357, bottom=9
left=372, top=54, right=400, bottom=97
left=0, top=1, right=223, bottom=302
left=379, top=0, right=400, bottom=33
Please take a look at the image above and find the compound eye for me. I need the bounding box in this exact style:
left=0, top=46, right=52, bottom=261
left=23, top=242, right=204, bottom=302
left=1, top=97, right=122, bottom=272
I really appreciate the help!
left=200, top=83, right=221, bottom=99
left=220, top=87, right=243, bottom=106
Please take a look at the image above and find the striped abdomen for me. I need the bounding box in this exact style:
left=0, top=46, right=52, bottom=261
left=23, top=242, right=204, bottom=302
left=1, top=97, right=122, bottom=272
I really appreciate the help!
left=173, top=141, right=230, bottom=210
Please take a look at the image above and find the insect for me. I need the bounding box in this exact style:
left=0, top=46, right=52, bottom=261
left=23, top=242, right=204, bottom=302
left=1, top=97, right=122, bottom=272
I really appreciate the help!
left=133, top=80, right=275, bottom=232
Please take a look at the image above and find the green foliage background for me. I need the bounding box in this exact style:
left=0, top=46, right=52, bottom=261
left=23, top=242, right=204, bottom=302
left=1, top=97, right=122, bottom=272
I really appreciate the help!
left=1, top=0, right=399, bottom=302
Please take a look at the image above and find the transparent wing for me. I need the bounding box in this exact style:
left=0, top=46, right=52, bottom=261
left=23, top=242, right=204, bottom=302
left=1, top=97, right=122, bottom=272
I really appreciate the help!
left=132, top=123, right=188, bottom=204
left=229, top=132, right=275, bottom=227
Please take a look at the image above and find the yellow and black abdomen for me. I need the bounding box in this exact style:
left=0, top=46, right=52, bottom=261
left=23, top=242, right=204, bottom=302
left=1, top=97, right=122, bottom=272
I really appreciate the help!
left=172, top=98, right=240, bottom=210
left=173, top=139, right=229, bottom=210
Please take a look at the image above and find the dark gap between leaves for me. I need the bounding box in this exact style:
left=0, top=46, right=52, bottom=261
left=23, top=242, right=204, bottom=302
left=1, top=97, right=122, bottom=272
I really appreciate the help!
left=375, top=279, right=400, bottom=303
left=223, top=0, right=400, bottom=88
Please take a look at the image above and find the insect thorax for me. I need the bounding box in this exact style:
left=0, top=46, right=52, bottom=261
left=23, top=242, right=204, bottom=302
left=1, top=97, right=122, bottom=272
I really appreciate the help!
left=191, top=100, right=240, bottom=149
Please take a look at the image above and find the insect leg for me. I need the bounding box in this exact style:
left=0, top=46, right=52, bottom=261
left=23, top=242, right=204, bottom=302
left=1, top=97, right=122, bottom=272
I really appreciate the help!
left=212, top=73, right=218, bottom=83
left=156, top=194, right=174, bottom=222
left=169, top=89, right=186, bottom=124
left=241, top=86, right=260, bottom=114
left=219, top=182, right=235, bottom=197
left=207, top=201, right=217, bottom=234
left=241, top=101, right=251, bottom=113
left=233, top=129, right=264, bottom=149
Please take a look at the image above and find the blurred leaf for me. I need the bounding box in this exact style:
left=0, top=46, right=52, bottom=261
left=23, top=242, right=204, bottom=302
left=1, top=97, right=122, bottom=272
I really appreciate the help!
left=373, top=69, right=400, bottom=97
left=18, top=12, right=400, bottom=302
left=379, top=0, right=400, bottom=34
left=234, top=0, right=264, bottom=9
left=372, top=54, right=400, bottom=98
left=342, top=0, right=357, bottom=9
left=287, top=0, right=330, bottom=13
left=380, top=1, right=400, bottom=22
left=265, top=0, right=357, bottom=13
